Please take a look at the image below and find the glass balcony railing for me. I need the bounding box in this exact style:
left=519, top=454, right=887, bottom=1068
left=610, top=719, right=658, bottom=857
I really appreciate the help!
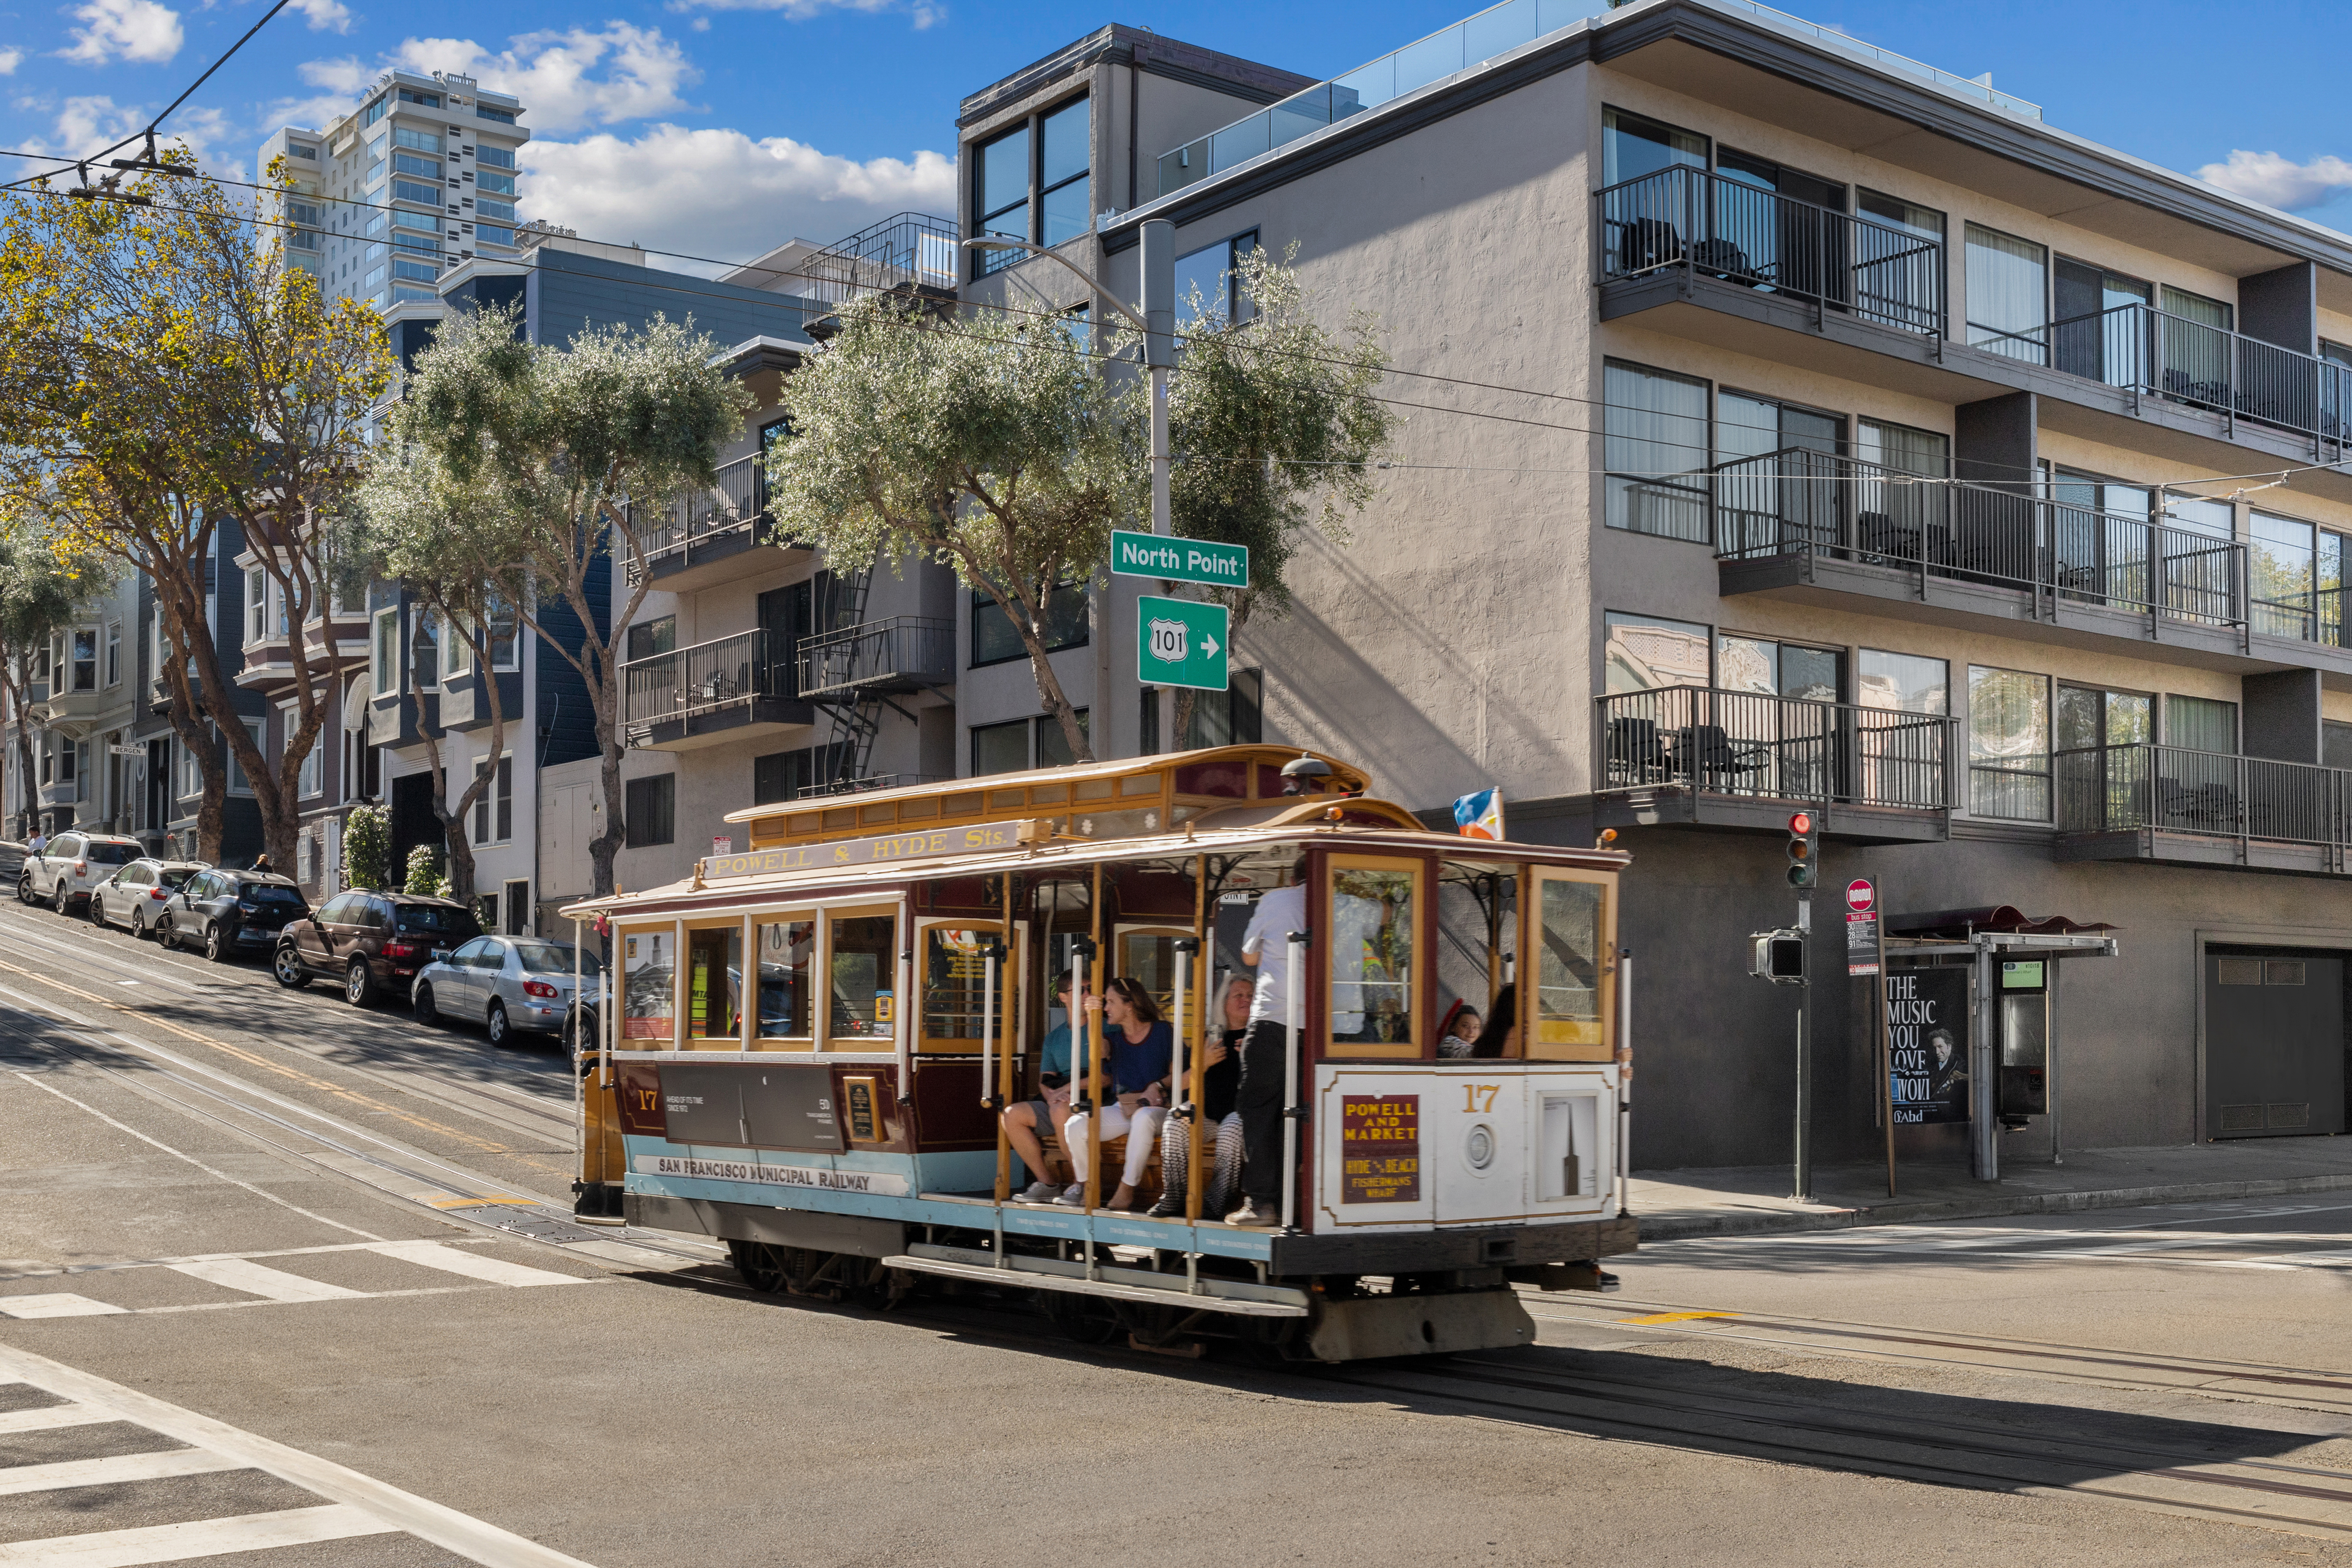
left=1157, top=0, right=2040, bottom=199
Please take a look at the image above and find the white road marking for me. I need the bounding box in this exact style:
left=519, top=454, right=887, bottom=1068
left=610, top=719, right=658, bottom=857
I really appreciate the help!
left=0, top=1446, right=245, bottom=1496
left=165, top=1259, right=367, bottom=1303
left=0, top=1343, right=601, bottom=1566
left=0, top=1293, right=128, bottom=1319
left=0, top=1404, right=118, bottom=1435
left=365, top=1240, right=584, bottom=1287
left=0, top=1504, right=397, bottom=1565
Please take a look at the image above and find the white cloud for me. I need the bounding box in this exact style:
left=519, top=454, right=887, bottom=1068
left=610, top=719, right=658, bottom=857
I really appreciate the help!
left=378, top=23, right=697, bottom=134
left=2196, top=150, right=2352, bottom=212
left=61, top=0, right=185, bottom=65
left=664, top=0, right=942, bottom=24
left=521, top=123, right=955, bottom=269
left=0, top=49, right=24, bottom=75
left=20, top=94, right=143, bottom=159
left=287, top=0, right=354, bottom=34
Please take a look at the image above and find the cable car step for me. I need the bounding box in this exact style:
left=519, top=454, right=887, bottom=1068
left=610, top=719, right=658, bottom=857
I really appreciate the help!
left=884, top=1244, right=1310, bottom=1318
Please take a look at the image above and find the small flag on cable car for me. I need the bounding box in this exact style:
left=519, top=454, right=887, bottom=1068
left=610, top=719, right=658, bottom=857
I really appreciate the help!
left=1453, top=786, right=1504, bottom=841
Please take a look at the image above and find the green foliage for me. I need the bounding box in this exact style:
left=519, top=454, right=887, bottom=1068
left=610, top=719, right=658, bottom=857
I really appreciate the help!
left=403, top=843, right=449, bottom=898
left=342, top=804, right=390, bottom=890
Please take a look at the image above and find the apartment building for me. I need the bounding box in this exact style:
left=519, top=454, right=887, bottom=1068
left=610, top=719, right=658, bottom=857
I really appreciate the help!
left=258, top=69, right=527, bottom=310
left=958, top=0, right=2352, bottom=1169
left=8, top=572, right=142, bottom=842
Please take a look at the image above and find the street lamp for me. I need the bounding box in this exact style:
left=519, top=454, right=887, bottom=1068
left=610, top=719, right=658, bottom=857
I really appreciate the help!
left=964, top=228, right=1173, bottom=539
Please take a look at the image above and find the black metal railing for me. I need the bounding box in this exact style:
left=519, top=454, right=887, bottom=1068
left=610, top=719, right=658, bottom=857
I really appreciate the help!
left=802, top=211, right=958, bottom=310
left=1595, top=165, right=1947, bottom=337
left=1975, top=301, right=2352, bottom=457
left=796, top=617, right=955, bottom=702
left=1595, top=686, right=1953, bottom=813
left=620, top=628, right=792, bottom=731
left=1708, top=446, right=2248, bottom=632
left=2058, top=742, right=2352, bottom=850
left=625, top=454, right=774, bottom=583
left=793, top=773, right=943, bottom=799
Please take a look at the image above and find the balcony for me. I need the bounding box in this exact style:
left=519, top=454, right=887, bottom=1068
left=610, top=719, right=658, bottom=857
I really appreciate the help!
left=1593, top=684, right=1954, bottom=843
left=2056, top=742, right=2352, bottom=877
left=1690, top=447, right=2332, bottom=671
left=626, top=455, right=800, bottom=592
left=799, top=212, right=958, bottom=339
left=796, top=617, right=955, bottom=704
left=620, top=628, right=813, bottom=752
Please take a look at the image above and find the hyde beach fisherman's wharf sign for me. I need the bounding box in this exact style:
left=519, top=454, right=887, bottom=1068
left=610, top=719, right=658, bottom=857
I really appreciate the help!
left=701, top=820, right=1033, bottom=883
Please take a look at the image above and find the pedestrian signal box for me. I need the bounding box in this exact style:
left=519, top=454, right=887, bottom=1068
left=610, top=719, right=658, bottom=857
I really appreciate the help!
left=1786, top=811, right=1817, bottom=890
left=1751, top=929, right=1807, bottom=985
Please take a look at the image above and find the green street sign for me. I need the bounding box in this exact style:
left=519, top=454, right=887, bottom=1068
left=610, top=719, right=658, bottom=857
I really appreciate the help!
left=1137, top=596, right=1229, bottom=692
left=1111, top=528, right=1248, bottom=590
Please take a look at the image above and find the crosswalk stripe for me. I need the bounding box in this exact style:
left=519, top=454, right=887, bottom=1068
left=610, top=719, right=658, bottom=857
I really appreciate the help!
left=165, top=1258, right=367, bottom=1303
left=0, top=1503, right=398, bottom=1565
left=0, top=1293, right=129, bottom=1319
left=0, top=1446, right=247, bottom=1496
left=0, top=1404, right=116, bottom=1434
left=365, top=1240, right=586, bottom=1288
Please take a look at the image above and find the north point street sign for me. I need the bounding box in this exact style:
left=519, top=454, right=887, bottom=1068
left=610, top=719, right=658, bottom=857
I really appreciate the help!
left=1137, top=595, right=1229, bottom=692
left=1110, top=528, right=1249, bottom=589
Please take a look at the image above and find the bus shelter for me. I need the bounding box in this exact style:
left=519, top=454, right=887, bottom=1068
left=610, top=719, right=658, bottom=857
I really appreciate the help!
left=1879, top=907, right=2120, bottom=1189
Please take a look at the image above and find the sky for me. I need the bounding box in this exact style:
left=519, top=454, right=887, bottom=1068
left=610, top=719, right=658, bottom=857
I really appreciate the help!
left=5, top=0, right=2352, bottom=275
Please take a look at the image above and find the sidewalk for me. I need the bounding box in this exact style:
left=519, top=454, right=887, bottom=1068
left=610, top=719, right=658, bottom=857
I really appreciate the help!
left=1632, top=1138, right=2352, bottom=1240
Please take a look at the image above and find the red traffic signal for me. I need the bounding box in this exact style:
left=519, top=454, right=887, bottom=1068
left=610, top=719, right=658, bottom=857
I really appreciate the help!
left=1788, top=811, right=1813, bottom=836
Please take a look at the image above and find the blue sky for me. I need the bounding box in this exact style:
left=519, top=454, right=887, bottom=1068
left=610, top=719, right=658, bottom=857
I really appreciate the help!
left=5, top=0, right=2350, bottom=270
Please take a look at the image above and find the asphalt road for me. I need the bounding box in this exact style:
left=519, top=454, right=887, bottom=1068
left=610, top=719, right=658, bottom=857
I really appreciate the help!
left=1, top=893, right=2349, bottom=1566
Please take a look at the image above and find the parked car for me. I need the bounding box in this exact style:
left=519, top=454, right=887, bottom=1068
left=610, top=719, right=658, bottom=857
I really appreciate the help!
left=413, top=937, right=602, bottom=1047
left=89, top=858, right=205, bottom=938
left=158, top=868, right=311, bottom=963
left=19, top=832, right=144, bottom=914
left=273, top=889, right=481, bottom=1006
left=0, top=842, right=25, bottom=888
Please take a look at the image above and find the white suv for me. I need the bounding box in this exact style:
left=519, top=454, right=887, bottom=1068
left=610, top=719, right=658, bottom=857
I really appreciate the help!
left=20, top=832, right=145, bottom=915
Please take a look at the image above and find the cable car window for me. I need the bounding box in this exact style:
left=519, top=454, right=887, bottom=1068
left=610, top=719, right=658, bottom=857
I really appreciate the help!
left=923, top=925, right=995, bottom=1044
left=1328, top=857, right=1422, bottom=1053
left=685, top=925, right=742, bottom=1044
left=756, top=917, right=815, bottom=1041
left=621, top=927, right=675, bottom=1043
left=1117, top=926, right=1185, bottom=1020
left=1532, top=872, right=1611, bottom=1056
left=829, top=913, right=897, bottom=1045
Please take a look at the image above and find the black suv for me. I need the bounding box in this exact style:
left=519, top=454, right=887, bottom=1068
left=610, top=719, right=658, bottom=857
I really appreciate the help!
left=158, top=869, right=312, bottom=964
left=274, top=890, right=481, bottom=1006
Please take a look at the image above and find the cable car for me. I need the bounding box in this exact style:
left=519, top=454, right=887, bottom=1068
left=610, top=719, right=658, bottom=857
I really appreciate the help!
left=562, top=745, right=1636, bottom=1361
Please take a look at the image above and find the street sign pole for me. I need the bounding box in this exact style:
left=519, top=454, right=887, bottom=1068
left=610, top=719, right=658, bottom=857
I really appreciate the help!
left=1786, top=813, right=1818, bottom=1203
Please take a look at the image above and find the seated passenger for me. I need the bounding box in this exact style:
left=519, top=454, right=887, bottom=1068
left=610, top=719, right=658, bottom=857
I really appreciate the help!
left=1469, top=984, right=1519, bottom=1059
left=1437, top=1000, right=1482, bottom=1059
left=1058, top=977, right=1172, bottom=1211
left=1149, top=976, right=1252, bottom=1219
left=1006, top=976, right=1081, bottom=1204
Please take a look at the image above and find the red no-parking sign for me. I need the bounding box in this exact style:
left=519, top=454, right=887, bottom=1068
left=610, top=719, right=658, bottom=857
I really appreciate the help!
left=1846, top=879, right=1880, bottom=975
left=1845, top=879, right=1875, bottom=914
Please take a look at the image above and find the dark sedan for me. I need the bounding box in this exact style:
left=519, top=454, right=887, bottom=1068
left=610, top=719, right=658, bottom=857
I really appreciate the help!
left=158, top=869, right=312, bottom=964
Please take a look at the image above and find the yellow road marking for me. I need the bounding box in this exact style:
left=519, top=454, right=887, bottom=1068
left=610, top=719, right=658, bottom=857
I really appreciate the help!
left=0, top=956, right=566, bottom=1178
left=1618, top=1311, right=1740, bottom=1325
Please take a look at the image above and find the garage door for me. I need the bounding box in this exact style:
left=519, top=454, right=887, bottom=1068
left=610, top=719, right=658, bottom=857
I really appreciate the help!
left=2205, top=950, right=2347, bottom=1138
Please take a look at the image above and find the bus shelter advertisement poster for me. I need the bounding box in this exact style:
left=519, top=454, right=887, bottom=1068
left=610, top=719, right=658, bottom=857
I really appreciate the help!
left=1887, top=969, right=1969, bottom=1124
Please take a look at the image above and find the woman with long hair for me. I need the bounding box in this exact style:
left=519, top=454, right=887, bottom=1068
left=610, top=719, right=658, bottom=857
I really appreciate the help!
left=1058, top=976, right=1173, bottom=1212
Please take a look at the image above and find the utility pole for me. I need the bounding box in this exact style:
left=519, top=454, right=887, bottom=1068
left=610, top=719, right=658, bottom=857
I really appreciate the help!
left=1786, top=811, right=1818, bottom=1201
left=1139, top=218, right=1174, bottom=540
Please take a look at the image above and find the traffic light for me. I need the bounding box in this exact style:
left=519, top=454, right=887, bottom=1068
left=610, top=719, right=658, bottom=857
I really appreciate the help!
left=1750, top=929, right=1807, bottom=985
left=1786, top=810, right=1817, bottom=890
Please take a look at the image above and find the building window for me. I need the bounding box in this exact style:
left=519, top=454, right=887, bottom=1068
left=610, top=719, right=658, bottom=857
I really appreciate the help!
left=1965, top=222, right=2048, bottom=363
left=1603, top=360, right=1710, bottom=541
left=1174, top=232, right=1258, bottom=332
left=2251, top=511, right=2319, bottom=641
left=475, top=105, right=516, bottom=124
left=1600, top=104, right=1708, bottom=187
left=626, top=616, right=676, bottom=663
left=970, top=711, right=1089, bottom=775
left=1717, top=635, right=1842, bottom=702
left=485, top=593, right=520, bottom=670
left=104, top=621, right=120, bottom=687
left=392, top=151, right=439, bottom=179
left=299, top=726, right=323, bottom=799
left=473, top=754, right=512, bottom=844
left=65, top=627, right=98, bottom=692
left=972, top=94, right=1089, bottom=276
left=1968, top=665, right=2050, bottom=819
left=76, top=741, right=89, bottom=802
left=229, top=720, right=263, bottom=795
left=972, top=584, right=1087, bottom=667
left=2165, top=695, right=2238, bottom=754
left=624, top=773, right=675, bottom=848
left=1180, top=668, right=1263, bottom=749
left=477, top=145, right=516, bottom=170
left=362, top=96, right=388, bottom=128
left=1859, top=649, right=1949, bottom=717
left=178, top=737, right=202, bottom=801
left=753, top=745, right=846, bottom=803
left=372, top=606, right=399, bottom=697
left=393, top=128, right=442, bottom=155
left=412, top=608, right=439, bottom=690
left=396, top=87, right=440, bottom=108
left=1602, top=612, right=1711, bottom=692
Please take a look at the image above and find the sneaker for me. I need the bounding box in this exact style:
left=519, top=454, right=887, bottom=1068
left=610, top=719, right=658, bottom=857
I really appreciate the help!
left=1225, top=1198, right=1279, bottom=1228
left=1145, top=1193, right=1186, bottom=1220
left=1051, top=1185, right=1088, bottom=1208
left=1014, top=1179, right=1060, bottom=1204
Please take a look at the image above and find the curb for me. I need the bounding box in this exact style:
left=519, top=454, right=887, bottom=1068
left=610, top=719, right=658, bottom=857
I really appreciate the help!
left=1635, top=1170, right=2352, bottom=1241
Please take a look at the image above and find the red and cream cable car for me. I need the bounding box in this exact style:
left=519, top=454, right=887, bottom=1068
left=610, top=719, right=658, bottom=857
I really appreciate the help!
left=564, top=745, right=1635, bottom=1361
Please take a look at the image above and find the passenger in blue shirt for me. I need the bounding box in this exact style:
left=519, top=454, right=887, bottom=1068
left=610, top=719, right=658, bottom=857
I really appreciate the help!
left=1006, top=976, right=1082, bottom=1200
left=1056, top=977, right=1173, bottom=1212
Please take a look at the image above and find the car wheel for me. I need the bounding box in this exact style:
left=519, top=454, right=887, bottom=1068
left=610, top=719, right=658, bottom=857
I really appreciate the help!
left=51, top=881, right=67, bottom=916
left=345, top=958, right=377, bottom=1008
left=129, top=907, right=146, bottom=940
left=156, top=914, right=175, bottom=949
left=88, top=891, right=107, bottom=926
left=486, top=1001, right=512, bottom=1047
left=15, top=875, right=30, bottom=906
left=414, top=983, right=441, bottom=1028
left=272, top=944, right=309, bottom=989
left=203, top=923, right=230, bottom=964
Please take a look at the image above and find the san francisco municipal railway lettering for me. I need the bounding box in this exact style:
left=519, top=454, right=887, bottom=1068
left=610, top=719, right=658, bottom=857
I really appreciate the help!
left=1340, top=1094, right=1421, bottom=1204
left=701, top=820, right=1029, bottom=883
left=636, top=1155, right=910, bottom=1194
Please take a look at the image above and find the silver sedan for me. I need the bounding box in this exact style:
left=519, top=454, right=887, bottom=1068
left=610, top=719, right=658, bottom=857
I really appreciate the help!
left=410, top=936, right=602, bottom=1047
